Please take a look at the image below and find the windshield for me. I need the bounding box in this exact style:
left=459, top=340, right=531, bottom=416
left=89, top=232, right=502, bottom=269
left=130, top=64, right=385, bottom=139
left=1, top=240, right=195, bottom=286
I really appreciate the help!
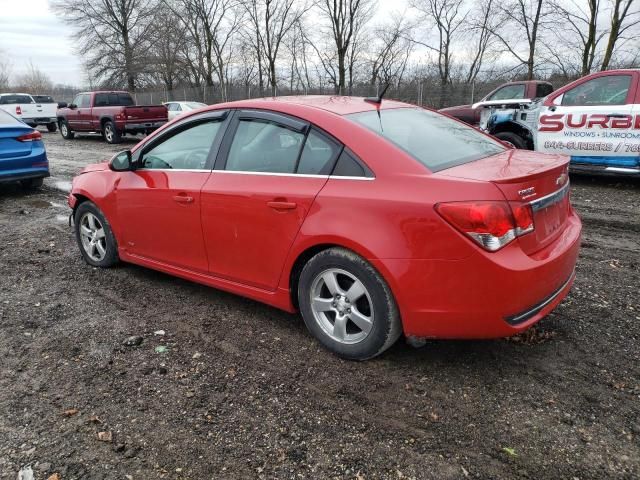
left=348, top=108, right=505, bottom=172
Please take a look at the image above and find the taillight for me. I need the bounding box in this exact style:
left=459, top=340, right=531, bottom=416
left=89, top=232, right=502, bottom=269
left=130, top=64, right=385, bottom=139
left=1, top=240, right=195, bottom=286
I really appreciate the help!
left=436, top=201, right=534, bottom=252
left=17, top=130, right=42, bottom=142
left=16, top=106, right=22, bottom=115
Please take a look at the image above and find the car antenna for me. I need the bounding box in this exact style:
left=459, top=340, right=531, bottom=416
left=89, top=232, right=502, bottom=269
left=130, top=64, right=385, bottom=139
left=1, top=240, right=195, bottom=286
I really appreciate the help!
left=364, top=83, right=391, bottom=105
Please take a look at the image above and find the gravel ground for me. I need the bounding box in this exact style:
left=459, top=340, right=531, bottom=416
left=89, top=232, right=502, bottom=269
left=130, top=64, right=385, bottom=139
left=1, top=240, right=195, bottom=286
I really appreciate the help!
left=0, top=129, right=639, bottom=479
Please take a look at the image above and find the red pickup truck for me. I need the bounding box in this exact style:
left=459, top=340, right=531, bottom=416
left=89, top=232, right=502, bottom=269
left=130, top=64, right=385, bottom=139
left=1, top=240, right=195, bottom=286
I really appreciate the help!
left=439, top=81, right=554, bottom=125
left=57, top=91, right=168, bottom=144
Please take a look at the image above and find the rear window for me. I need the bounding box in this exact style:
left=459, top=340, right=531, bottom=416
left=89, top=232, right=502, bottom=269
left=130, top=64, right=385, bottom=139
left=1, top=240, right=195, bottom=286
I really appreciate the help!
left=32, top=95, right=54, bottom=103
left=95, top=93, right=135, bottom=107
left=0, top=95, right=34, bottom=104
left=348, top=108, right=505, bottom=172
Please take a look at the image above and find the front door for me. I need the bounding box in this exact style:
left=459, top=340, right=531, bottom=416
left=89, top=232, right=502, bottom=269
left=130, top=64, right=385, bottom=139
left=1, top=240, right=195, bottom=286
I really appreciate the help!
left=116, top=114, right=228, bottom=272
left=201, top=111, right=341, bottom=290
left=537, top=72, right=640, bottom=168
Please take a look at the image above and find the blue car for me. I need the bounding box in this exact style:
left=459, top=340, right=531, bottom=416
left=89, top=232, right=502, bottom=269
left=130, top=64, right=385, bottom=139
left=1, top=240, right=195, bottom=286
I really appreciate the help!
left=0, top=108, right=50, bottom=188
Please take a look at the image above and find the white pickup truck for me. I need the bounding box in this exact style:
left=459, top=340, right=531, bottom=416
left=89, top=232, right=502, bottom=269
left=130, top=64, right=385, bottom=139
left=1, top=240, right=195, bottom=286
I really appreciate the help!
left=0, top=93, right=58, bottom=132
left=474, top=69, right=640, bottom=175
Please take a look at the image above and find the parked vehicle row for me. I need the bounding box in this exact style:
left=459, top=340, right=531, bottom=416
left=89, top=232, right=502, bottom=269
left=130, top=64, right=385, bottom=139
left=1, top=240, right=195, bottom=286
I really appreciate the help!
left=441, top=69, right=640, bottom=175
left=68, top=95, right=581, bottom=360
left=0, top=93, right=58, bottom=132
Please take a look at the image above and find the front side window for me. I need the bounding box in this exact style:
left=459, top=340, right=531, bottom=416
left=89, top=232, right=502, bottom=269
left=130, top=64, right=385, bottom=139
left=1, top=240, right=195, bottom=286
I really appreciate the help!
left=141, top=121, right=221, bottom=170
left=349, top=108, right=505, bottom=172
left=225, top=119, right=305, bottom=173
left=78, top=94, right=91, bottom=108
left=562, top=75, right=631, bottom=106
left=488, top=84, right=526, bottom=101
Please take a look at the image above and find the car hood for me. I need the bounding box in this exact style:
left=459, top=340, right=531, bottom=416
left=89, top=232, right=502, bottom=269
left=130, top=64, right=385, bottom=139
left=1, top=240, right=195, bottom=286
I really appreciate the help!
left=79, top=162, right=110, bottom=174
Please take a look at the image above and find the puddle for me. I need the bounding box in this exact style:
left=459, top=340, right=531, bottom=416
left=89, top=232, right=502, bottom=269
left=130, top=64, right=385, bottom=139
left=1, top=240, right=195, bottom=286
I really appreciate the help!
left=49, top=201, right=67, bottom=209
left=55, top=214, right=70, bottom=223
left=27, top=199, right=52, bottom=209
left=52, top=180, right=72, bottom=193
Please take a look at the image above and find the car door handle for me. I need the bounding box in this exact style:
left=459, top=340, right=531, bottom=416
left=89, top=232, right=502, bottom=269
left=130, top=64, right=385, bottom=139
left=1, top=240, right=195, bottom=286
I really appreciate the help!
left=173, top=195, right=194, bottom=204
left=267, top=200, right=297, bottom=210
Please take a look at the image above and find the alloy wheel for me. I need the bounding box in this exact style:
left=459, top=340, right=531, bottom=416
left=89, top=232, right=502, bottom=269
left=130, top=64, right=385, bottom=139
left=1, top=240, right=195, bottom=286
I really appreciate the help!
left=79, top=212, right=107, bottom=262
left=104, top=125, right=113, bottom=142
left=309, top=268, right=374, bottom=345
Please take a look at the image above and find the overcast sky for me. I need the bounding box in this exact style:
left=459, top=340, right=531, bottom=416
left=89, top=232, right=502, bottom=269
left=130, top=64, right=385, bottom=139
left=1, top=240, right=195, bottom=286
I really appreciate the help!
left=0, top=0, right=409, bottom=87
left=0, top=0, right=84, bottom=85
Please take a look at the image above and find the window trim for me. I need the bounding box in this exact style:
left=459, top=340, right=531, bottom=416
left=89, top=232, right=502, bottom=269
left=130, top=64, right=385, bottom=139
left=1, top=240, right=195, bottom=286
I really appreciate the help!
left=133, top=110, right=230, bottom=171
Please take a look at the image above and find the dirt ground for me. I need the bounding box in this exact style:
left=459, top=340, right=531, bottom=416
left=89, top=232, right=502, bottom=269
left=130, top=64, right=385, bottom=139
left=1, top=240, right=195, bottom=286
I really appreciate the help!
left=0, top=129, right=639, bottom=479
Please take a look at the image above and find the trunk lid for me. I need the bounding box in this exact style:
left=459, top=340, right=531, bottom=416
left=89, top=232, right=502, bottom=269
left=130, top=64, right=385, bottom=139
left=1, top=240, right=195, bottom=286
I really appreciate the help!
left=0, top=126, right=34, bottom=160
left=437, top=149, right=571, bottom=254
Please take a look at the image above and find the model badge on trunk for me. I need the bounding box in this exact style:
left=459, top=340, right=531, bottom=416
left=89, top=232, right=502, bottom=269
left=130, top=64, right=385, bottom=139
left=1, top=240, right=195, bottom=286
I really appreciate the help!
left=518, top=187, right=536, bottom=199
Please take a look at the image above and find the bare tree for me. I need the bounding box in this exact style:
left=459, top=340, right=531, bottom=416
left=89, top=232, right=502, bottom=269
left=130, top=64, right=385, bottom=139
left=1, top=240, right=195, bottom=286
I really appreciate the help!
left=285, top=18, right=314, bottom=92
left=148, top=5, right=189, bottom=94
left=464, top=0, right=499, bottom=85
left=242, top=0, right=309, bottom=96
left=165, top=0, right=243, bottom=101
left=318, top=0, right=376, bottom=94
left=368, top=16, right=414, bottom=88
left=492, top=0, right=549, bottom=79
left=410, top=0, right=468, bottom=107
left=14, top=62, right=53, bottom=93
left=601, top=0, right=640, bottom=70
left=0, top=50, right=11, bottom=90
left=52, top=0, right=156, bottom=91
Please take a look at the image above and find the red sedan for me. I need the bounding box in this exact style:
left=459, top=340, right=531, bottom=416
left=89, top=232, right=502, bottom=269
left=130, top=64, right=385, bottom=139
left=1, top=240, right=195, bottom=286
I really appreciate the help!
left=69, top=96, right=581, bottom=360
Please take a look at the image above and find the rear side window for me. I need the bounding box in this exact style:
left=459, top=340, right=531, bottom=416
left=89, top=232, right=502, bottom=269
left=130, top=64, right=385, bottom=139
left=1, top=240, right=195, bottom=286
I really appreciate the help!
left=297, top=130, right=340, bottom=175
left=349, top=108, right=504, bottom=172
left=535, top=83, right=553, bottom=98
left=225, top=119, right=305, bottom=174
left=0, top=95, right=34, bottom=104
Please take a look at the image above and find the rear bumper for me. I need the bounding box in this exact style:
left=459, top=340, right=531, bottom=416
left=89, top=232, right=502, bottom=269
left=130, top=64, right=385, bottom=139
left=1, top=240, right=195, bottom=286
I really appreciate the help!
left=124, top=121, right=166, bottom=132
left=570, top=163, right=640, bottom=175
left=0, top=169, right=50, bottom=184
left=373, top=211, right=582, bottom=339
left=22, top=117, right=57, bottom=125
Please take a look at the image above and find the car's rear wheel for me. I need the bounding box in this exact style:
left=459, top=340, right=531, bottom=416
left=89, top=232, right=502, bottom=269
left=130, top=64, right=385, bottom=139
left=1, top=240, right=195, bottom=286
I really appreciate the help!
left=74, top=201, right=119, bottom=268
left=103, top=121, right=122, bottom=144
left=60, top=120, right=74, bottom=139
left=20, top=178, right=43, bottom=189
left=46, top=122, right=57, bottom=132
left=298, top=248, right=402, bottom=360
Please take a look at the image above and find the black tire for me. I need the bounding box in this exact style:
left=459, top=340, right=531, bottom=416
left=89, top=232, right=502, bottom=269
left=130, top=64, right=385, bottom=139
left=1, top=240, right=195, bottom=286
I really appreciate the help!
left=103, top=121, right=122, bottom=144
left=494, top=131, right=527, bottom=149
left=59, top=120, right=74, bottom=139
left=298, top=247, right=402, bottom=360
left=20, top=178, right=43, bottom=189
left=74, top=201, right=119, bottom=268
left=46, top=122, right=57, bottom=132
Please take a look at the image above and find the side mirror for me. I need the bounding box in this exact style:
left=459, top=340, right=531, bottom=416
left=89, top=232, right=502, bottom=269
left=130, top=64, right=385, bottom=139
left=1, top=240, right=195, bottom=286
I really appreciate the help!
left=57, top=102, right=68, bottom=109
left=109, top=150, right=135, bottom=171
left=69, top=103, right=77, bottom=110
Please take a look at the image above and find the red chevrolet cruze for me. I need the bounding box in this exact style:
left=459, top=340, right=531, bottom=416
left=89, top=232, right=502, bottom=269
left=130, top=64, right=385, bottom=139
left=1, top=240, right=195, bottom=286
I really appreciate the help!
left=69, top=96, right=581, bottom=360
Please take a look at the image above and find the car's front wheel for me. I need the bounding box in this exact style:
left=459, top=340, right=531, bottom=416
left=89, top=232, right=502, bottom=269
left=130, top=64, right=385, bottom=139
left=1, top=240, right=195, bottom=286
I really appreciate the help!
left=298, top=248, right=402, bottom=360
left=74, top=201, right=119, bottom=268
left=46, top=122, right=57, bottom=132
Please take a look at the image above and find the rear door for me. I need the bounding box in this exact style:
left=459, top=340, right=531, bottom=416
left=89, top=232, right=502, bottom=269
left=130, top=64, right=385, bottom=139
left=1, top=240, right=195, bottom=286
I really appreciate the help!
left=536, top=72, right=640, bottom=169
left=200, top=110, right=341, bottom=290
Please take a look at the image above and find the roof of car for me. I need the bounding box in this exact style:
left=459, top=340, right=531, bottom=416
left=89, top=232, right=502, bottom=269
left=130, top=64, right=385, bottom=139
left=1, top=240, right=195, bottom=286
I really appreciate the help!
left=215, top=95, right=413, bottom=116
left=0, top=93, right=32, bottom=96
left=77, top=91, right=130, bottom=95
